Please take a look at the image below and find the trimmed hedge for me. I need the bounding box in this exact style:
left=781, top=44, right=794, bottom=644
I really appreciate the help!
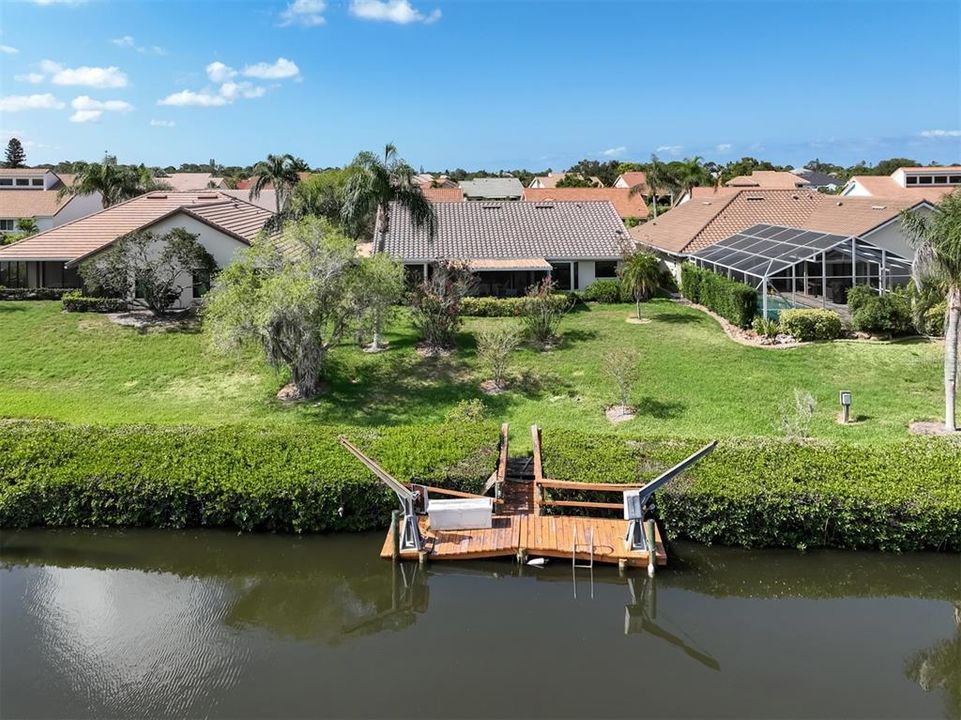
left=680, top=264, right=756, bottom=327
left=539, top=429, right=961, bottom=552
left=0, top=287, right=73, bottom=301
left=779, top=308, right=844, bottom=341
left=461, top=294, right=570, bottom=317
left=0, top=420, right=499, bottom=533
left=848, top=286, right=913, bottom=335
left=62, top=293, right=128, bottom=313
left=583, top=279, right=626, bottom=304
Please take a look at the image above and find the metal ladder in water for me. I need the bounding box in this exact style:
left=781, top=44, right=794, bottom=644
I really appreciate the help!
left=571, top=526, right=595, bottom=599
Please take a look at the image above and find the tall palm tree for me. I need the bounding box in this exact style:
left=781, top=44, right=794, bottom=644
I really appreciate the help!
left=342, top=144, right=436, bottom=350
left=620, top=250, right=662, bottom=319
left=249, top=153, right=302, bottom=216
left=673, top=156, right=712, bottom=204
left=901, top=190, right=961, bottom=432
left=58, top=160, right=169, bottom=209
left=630, top=154, right=671, bottom=219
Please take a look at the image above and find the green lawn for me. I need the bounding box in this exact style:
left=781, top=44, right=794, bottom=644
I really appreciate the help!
left=0, top=300, right=946, bottom=444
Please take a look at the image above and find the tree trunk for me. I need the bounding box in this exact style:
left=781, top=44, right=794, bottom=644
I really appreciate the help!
left=635, top=296, right=641, bottom=320
left=944, top=285, right=959, bottom=432
left=370, top=308, right=383, bottom=351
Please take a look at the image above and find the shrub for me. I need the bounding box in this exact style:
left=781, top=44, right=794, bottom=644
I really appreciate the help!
left=779, top=309, right=843, bottom=341
left=520, top=277, right=566, bottom=344
left=776, top=389, right=816, bottom=440
left=61, top=291, right=128, bottom=313
left=410, top=261, right=478, bottom=351
left=681, top=264, right=756, bottom=327
left=752, top=316, right=779, bottom=339
left=0, top=287, right=73, bottom=301
left=538, top=428, right=961, bottom=552
left=850, top=288, right=914, bottom=335
left=461, top=294, right=568, bottom=317
left=0, top=420, right=499, bottom=533
left=475, top=324, right=522, bottom=388
left=583, top=279, right=625, bottom=304
left=846, top=284, right=876, bottom=314
left=920, top=301, right=947, bottom=336
left=603, top=347, right=639, bottom=409
left=444, top=399, right=488, bottom=423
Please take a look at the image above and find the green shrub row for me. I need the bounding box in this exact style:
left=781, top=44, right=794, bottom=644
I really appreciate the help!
left=0, top=420, right=499, bottom=533
left=539, top=428, right=961, bottom=552
left=582, top=279, right=627, bottom=303
left=62, top=291, right=128, bottom=313
left=779, top=308, right=844, bottom=341
left=461, top=294, right=570, bottom=317
left=848, top=286, right=914, bottom=335
left=680, top=264, right=756, bottom=327
left=0, top=287, right=73, bottom=301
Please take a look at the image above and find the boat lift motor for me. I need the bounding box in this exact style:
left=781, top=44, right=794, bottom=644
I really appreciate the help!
left=624, top=441, right=717, bottom=551
left=339, top=436, right=424, bottom=552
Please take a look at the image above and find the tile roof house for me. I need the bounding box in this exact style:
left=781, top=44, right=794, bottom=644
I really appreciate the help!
left=458, top=177, right=524, bottom=201
left=523, top=187, right=648, bottom=221
left=219, top=188, right=278, bottom=212
left=421, top=186, right=465, bottom=202
left=791, top=168, right=842, bottom=191
left=841, top=166, right=961, bottom=202
left=613, top=171, right=648, bottom=193
left=0, top=191, right=274, bottom=306
left=378, top=200, right=631, bottom=294
left=0, top=168, right=104, bottom=236
left=157, top=173, right=226, bottom=191
left=529, top=172, right=604, bottom=189
left=724, top=171, right=811, bottom=189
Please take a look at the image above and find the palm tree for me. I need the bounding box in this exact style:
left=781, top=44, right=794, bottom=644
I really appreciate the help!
left=620, top=250, right=662, bottom=319
left=630, top=154, right=671, bottom=219
left=673, top=156, right=712, bottom=204
left=58, top=160, right=169, bottom=209
left=342, top=144, right=436, bottom=350
left=901, top=190, right=961, bottom=432
left=249, top=153, right=302, bottom=216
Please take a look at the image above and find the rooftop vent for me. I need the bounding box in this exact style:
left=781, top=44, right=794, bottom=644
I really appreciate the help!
left=197, top=193, right=219, bottom=200
left=534, top=204, right=555, bottom=210
left=481, top=204, right=503, bottom=210
left=146, top=194, right=168, bottom=199
left=871, top=204, right=887, bottom=210
left=745, top=196, right=764, bottom=201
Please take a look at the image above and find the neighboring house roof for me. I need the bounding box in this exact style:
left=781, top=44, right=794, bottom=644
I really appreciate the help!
left=615, top=171, right=648, bottom=192
left=421, top=186, right=464, bottom=202
left=725, top=171, right=810, bottom=188
left=0, top=191, right=272, bottom=262
left=529, top=172, right=603, bottom=189
left=459, top=177, right=524, bottom=199
left=232, top=171, right=312, bottom=192
left=0, top=168, right=50, bottom=178
left=0, top=189, right=73, bottom=219
left=380, top=200, right=631, bottom=261
left=157, top=173, right=224, bottom=191
left=843, top=174, right=957, bottom=202
left=219, top=188, right=278, bottom=211
left=523, top=187, right=648, bottom=219
left=683, top=186, right=740, bottom=202
left=632, top=189, right=926, bottom=255
left=792, top=169, right=841, bottom=187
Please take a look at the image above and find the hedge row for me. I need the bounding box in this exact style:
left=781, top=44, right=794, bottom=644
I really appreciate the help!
left=680, top=264, right=756, bottom=327
left=0, top=287, right=74, bottom=301
left=582, top=279, right=627, bottom=304
left=539, top=428, right=961, bottom=552
left=461, top=294, right=570, bottom=317
left=0, top=420, right=499, bottom=533
left=779, top=308, right=844, bottom=341
left=62, top=292, right=128, bottom=313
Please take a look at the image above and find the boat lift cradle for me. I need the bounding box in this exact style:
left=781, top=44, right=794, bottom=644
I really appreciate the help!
left=623, top=441, right=717, bottom=551
left=338, top=436, right=425, bottom=552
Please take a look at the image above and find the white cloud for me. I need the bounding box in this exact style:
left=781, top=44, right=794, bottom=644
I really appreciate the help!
left=158, top=90, right=229, bottom=107
left=920, top=129, right=961, bottom=138
left=0, top=94, right=65, bottom=112
left=40, top=59, right=128, bottom=88
left=69, top=95, right=134, bottom=123
left=280, top=0, right=326, bottom=26
left=0, top=45, right=18, bottom=54
left=656, top=144, right=683, bottom=156
left=220, top=81, right=266, bottom=100
left=15, top=73, right=45, bottom=84
left=206, top=61, right=237, bottom=82
left=349, top=0, right=441, bottom=24
left=242, top=58, right=299, bottom=80
left=150, top=119, right=175, bottom=127
left=715, top=143, right=732, bottom=153
left=600, top=146, right=626, bottom=158
left=110, top=35, right=166, bottom=54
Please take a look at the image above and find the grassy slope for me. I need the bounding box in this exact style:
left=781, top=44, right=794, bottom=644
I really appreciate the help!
left=0, top=300, right=945, bottom=444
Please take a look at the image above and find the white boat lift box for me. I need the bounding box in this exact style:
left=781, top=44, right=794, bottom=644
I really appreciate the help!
left=428, top=498, right=493, bottom=530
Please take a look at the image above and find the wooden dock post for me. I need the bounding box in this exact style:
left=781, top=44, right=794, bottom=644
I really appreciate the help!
left=418, top=550, right=429, bottom=566
left=645, top=520, right=656, bottom=577
left=618, top=558, right=628, bottom=575
left=516, top=548, right=528, bottom=564
left=391, top=510, right=400, bottom=562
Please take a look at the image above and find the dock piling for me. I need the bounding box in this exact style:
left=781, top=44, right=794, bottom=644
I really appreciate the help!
left=391, top=510, right=400, bottom=562
left=645, top=520, right=656, bottom=577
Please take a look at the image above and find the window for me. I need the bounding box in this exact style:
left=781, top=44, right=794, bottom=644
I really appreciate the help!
left=595, top=260, right=618, bottom=279
left=192, top=269, right=211, bottom=299
left=918, top=176, right=933, bottom=184
left=906, top=176, right=919, bottom=185
left=0, top=219, right=15, bottom=232
left=0, top=179, right=12, bottom=186
left=934, top=176, right=948, bottom=185
left=0, top=261, right=29, bottom=288
left=31, top=178, right=43, bottom=187
left=14, top=178, right=28, bottom=187
left=950, top=176, right=961, bottom=184
left=549, top=261, right=572, bottom=291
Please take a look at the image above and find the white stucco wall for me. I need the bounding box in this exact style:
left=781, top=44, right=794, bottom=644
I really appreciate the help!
left=52, top=194, right=104, bottom=228
left=841, top=180, right=871, bottom=197
left=861, top=207, right=932, bottom=259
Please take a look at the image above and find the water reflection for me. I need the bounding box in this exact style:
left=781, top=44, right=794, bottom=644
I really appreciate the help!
left=1, top=529, right=958, bottom=719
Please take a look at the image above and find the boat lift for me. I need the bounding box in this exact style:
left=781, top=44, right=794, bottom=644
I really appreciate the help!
left=623, top=441, right=717, bottom=552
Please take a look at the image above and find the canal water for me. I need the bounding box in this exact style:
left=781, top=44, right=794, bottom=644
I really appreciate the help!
left=1, top=529, right=958, bottom=719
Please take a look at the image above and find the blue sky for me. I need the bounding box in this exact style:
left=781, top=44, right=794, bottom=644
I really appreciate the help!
left=1, top=0, right=959, bottom=171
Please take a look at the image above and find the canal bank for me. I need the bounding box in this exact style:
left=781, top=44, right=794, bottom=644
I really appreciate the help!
left=1, top=529, right=957, bottom=719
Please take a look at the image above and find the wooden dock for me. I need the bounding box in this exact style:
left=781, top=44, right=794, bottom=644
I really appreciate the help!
left=378, top=424, right=667, bottom=568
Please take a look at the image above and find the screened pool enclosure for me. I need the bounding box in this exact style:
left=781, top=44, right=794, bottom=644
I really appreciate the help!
left=690, top=224, right=914, bottom=318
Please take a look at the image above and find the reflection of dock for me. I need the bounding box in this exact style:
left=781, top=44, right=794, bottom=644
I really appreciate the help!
left=343, top=424, right=715, bottom=569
